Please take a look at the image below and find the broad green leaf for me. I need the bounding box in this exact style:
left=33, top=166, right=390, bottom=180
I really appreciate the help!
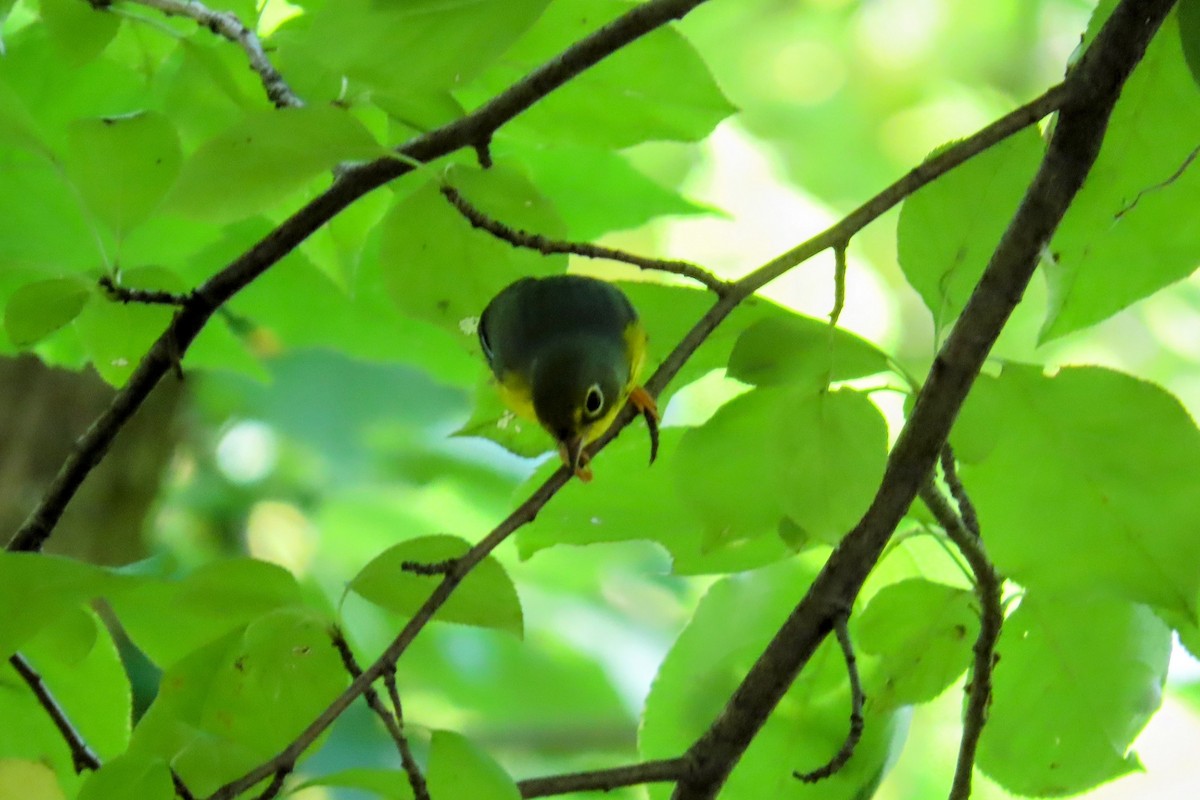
left=349, top=535, right=523, bottom=637
left=0, top=611, right=131, bottom=792
left=379, top=165, right=566, bottom=335
left=4, top=278, right=92, bottom=346
left=953, top=365, right=1200, bottom=617
left=642, top=560, right=899, bottom=800
left=0, top=78, right=50, bottom=156
left=426, top=731, right=520, bottom=800
left=727, top=315, right=891, bottom=388
left=978, top=592, right=1170, bottom=796
left=78, top=755, right=173, bottom=800
left=64, top=112, right=182, bottom=237
left=472, top=0, right=735, bottom=147
left=39, top=0, right=120, bottom=65
left=130, top=608, right=345, bottom=797
left=1182, top=0, right=1200, bottom=88
left=673, top=386, right=887, bottom=549
left=167, top=106, right=386, bottom=222
left=897, top=128, right=1043, bottom=328
left=855, top=578, right=977, bottom=710
left=108, top=558, right=304, bottom=667
left=517, top=428, right=794, bottom=573
left=0, top=553, right=114, bottom=659
left=274, top=0, right=550, bottom=95
left=74, top=289, right=172, bottom=386
left=0, top=760, right=64, bottom=800
left=505, top=142, right=712, bottom=239
left=294, top=768, right=415, bottom=800
left=1044, top=11, right=1200, bottom=340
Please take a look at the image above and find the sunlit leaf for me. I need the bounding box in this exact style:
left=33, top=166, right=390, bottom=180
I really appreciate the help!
left=4, top=278, right=92, bottom=347
left=167, top=106, right=386, bottom=222
left=727, top=315, right=891, bottom=388
left=349, top=535, right=523, bottom=637
left=39, top=0, right=120, bottom=65
left=953, top=364, right=1200, bottom=617
left=78, top=755, right=173, bottom=800
left=427, top=731, right=520, bottom=800
left=0, top=760, right=65, bottom=800
left=978, top=592, right=1169, bottom=795
left=855, top=578, right=977, bottom=710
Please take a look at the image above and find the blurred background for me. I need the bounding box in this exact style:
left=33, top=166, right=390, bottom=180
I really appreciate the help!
left=5, top=0, right=1199, bottom=797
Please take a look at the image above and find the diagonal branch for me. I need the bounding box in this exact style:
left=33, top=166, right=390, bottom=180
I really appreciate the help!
left=518, top=758, right=688, bottom=798
left=8, top=653, right=101, bottom=773
left=440, top=184, right=732, bottom=294
left=671, top=3, right=1174, bottom=797
left=124, top=0, right=302, bottom=109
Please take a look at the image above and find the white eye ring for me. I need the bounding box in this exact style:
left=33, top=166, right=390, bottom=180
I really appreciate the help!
left=584, top=384, right=604, bottom=417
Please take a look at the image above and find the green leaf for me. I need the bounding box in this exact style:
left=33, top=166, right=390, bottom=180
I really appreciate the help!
left=455, top=374, right=554, bottom=458
left=0, top=611, right=131, bottom=792
left=472, top=0, right=735, bottom=147
left=727, top=315, right=891, bottom=388
left=64, top=112, right=182, bottom=237
left=854, top=578, right=977, bottom=710
left=78, top=755, right=173, bottom=800
left=379, top=165, right=567, bottom=335
left=673, top=386, right=887, bottom=548
left=129, top=608, right=346, bottom=797
left=642, top=560, right=899, bottom=800
left=167, top=106, right=386, bottom=222
left=953, top=365, right=1200, bottom=617
left=505, top=142, right=712, bottom=239
left=978, top=592, right=1170, bottom=796
left=0, top=760, right=65, bottom=800
left=75, top=290, right=172, bottom=386
left=0, top=553, right=115, bottom=659
left=108, top=558, right=304, bottom=667
left=39, top=0, right=120, bottom=65
left=896, top=128, right=1043, bottom=328
left=4, top=278, right=92, bottom=346
left=1178, top=0, right=1200, bottom=93
left=294, top=768, right=415, bottom=800
left=275, top=0, right=550, bottom=95
left=1044, top=11, right=1200, bottom=340
left=349, top=535, right=523, bottom=637
left=426, top=731, right=521, bottom=800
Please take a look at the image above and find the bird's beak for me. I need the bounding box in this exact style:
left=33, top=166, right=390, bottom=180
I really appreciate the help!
left=558, top=435, right=593, bottom=482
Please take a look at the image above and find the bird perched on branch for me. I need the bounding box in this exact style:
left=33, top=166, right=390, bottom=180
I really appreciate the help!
left=479, top=275, right=659, bottom=481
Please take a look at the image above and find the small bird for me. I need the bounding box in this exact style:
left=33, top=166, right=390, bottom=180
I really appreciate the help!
left=479, top=275, right=659, bottom=481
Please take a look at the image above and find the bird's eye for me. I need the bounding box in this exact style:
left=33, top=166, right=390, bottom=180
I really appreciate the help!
left=583, top=384, right=604, bottom=417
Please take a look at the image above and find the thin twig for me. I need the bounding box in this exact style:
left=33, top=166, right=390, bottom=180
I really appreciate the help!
left=829, top=243, right=848, bottom=327
left=125, top=0, right=301, bottom=108
left=8, top=653, right=101, bottom=773
left=99, top=275, right=189, bottom=307
left=330, top=629, right=430, bottom=800
left=793, top=617, right=864, bottom=783
left=940, top=446, right=980, bottom=537
left=440, top=184, right=732, bottom=295
left=518, top=758, right=688, bottom=798
left=400, top=559, right=456, bottom=576
left=381, top=667, right=430, bottom=800
left=1114, top=142, right=1200, bottom=220
left=919, top=477, right=1004, bottom=800
left=250, top=769, right=289, bottom=800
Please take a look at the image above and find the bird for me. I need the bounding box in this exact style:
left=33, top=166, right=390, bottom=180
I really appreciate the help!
left=478, top=274, right=659, bottom=481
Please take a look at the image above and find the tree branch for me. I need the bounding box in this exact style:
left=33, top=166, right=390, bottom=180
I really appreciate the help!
left=99, top=275, right=189, bottom=307
left=124, top=0, right=302, bottom=109
left=440, top=184, right=732, bottom=294
left=7, top=653, right=101, bottom=773
left=331, top=629, right=430, bottom=800
left=671, top=3, right=1175, bottom=797
left=792, top=617, right=864, bottom=783
left=6, top=0, right=716, bottom=556
left=920, top=461, right=1004, bottom=800
left=518, top=758, right=688, bottom=799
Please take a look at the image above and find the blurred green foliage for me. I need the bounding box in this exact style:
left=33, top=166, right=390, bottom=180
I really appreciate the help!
left=2, top=1, right=1200, bottom=799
